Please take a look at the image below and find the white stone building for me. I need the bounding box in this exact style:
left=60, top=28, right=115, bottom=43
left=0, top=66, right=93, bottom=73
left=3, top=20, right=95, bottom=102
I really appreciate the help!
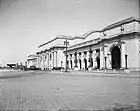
left=36, top=17, right=140, bottom=71
left=66, top=17, right=140, bottom=71
left=26, top=54, right=39, bottom=68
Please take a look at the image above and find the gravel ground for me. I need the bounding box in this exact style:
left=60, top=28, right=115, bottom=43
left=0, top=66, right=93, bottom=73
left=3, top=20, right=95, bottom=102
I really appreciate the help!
left=0, top=70, right=139, bottom=111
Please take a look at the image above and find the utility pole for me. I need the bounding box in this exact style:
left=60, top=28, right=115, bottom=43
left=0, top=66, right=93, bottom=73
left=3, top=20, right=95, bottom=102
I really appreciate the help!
left=64, top=39, right=69, bottom=72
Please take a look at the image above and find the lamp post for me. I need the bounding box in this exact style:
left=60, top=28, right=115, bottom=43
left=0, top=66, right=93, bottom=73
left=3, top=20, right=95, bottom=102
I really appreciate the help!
left=64, top=39, right=69, bottom=72
left=125, top=54, right=128, bottom=69
left=74, top=51, right=78, bottom=68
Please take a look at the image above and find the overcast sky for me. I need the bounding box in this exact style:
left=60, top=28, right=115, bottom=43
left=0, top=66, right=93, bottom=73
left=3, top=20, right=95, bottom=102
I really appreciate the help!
left=0, top=0, right=139, bottom=65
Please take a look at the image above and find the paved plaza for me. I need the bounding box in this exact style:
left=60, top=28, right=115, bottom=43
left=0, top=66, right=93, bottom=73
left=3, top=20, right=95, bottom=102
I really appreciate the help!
left=0, top=70, right=140, bottom=111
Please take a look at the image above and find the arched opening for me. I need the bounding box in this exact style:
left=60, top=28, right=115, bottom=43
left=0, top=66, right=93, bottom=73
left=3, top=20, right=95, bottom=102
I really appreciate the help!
left=96, top=56, right=100, bottom=69
left=88, top=58, right=93, bottom=67
left=61, top=61, right=63, bottom=67
left=79, top=59, right=82, bottom=70
left=84, top=58, right=87, bottom=70
left=70, top=60, right=73, bottom=69
left=90, top=58, right=93, bottom=67
left=67, top=61, right=69, bottom=69
left=111, top=46, right=121, bottom=69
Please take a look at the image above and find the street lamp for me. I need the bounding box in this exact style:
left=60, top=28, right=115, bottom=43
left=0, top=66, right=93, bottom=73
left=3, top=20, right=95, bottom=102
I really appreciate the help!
left=64, top=39, right=69, bottom=72
left=74, top=51, right=78, bottom=68
left=125, top=54, right=128, bottom=69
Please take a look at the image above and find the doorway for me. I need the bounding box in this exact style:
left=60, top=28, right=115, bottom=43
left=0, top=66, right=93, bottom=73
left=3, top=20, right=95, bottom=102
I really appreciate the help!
left=79, top=59, right=82, bottom=70
left=84, top=58, right=87, bottom=70
left=70, top=60, right=73, bottom=69
left=111, top=46, right=121, bottom=69
left=96, top=56, right=100, bottom=69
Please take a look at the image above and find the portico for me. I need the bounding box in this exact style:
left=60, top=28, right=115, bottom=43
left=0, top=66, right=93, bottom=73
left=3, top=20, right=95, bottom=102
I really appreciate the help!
left=36, top=45, right=66, bottom=70
left=65, top=17, right=140, bottom=71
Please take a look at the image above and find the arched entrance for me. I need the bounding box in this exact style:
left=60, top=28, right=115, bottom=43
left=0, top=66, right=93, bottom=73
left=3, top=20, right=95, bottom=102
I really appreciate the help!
left=84, top=58, right=87, bottom=70
left=88, top=58, right=93, bottom=67
left=111, top=46, right=121, bottom=69
left=96, top=56, right=100, bottom=69
left=79, top=59, right=82, bottom=70
left=70, top=60, right=73, bottom=69
left=91, top=58, right=93, bottom=67
left=67, top=61, right=69, bottom=69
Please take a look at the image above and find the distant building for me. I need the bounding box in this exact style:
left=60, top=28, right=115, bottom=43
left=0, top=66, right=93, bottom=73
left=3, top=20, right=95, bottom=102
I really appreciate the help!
left=26, top=54, right=39, bottom=68
left=37, top=17, right=140, bottom=71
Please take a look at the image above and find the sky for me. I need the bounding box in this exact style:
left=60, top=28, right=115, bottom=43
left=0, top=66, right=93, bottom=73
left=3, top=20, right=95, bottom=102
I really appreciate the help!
left=0, top=0, right=139, bottom=65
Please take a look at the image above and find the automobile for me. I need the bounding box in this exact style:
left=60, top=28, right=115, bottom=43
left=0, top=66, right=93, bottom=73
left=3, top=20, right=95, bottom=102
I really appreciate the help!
left=52, top=67, right=64, bottom=70
left=29, top=65, right=37, bottom=70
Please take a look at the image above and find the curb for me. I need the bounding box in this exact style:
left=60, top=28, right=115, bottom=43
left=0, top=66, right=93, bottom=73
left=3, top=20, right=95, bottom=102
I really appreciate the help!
left=47, top=70, right=140, bottom=78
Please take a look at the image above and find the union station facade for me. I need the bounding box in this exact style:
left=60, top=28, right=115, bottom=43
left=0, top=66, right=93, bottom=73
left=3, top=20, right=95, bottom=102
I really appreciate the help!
left=29, top=17, right=140, bottom=71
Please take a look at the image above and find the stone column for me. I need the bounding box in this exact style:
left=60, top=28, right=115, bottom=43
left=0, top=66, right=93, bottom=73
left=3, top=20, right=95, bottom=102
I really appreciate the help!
left=27, top=60, right=30, bottom=68
left=88, top=49, right=93, bottom=70
left=81, top=52, right=85, bottom=70
left=48, top=52, right=51, bottom=69
left=53, top=51, right=56, bottom=67
left=66, top=55, right=69, bottom=69
left=107, top=52, right=111, bottom=69
left=39, top=55, right=42, bottom=68
left=77, top=54, right=80, bottom=70
left=37, top=55, right=40, bottom=68
left=92, top=50, right=96, bottom=68
left=51, top=52, right=53, bottom=69
left=121, top=40, right=126, bottom=68
left=52, top=52, right=54, bottom=68
left=44, top=54, right=47, bottom=68
left=100, top=46, right=104, bottom=69
left=44, top=53, right=47, bottom=69
left=86, top=51, right=89, bottom=69
left=74, top=51, right=78, bottom=70
left=46, top=53, right=49, bottom=69
left=55, top=51, right=57, bottom=67
left=69, top=54, right=72, bottom=69
left=41, top=54, right=43, bottom=69
left=72, top=54, right=75, bottom=70
left=42, top=54, right=45, bottom=70
left=83, top=52, right=88, bottom=70
left=36, top=57, right=38, bottom=68
left=104, top=44, right=108, bottom=69
left=50, top=52, right=53, bottom=69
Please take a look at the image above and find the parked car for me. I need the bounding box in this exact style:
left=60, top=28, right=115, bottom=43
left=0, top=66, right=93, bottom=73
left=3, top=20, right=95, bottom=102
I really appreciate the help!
left=52, top=67, right=64, bottom=70
left=29, top=65, right=37, bottom=70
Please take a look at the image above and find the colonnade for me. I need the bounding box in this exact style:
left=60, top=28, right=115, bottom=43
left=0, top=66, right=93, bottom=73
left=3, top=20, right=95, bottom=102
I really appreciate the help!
left=36, top=40, right=126, bottom=70
left=66, top=40, right=126, bottom=70
left=67, top=49, right=100, bottom=70
left=37, top=51, right=58, bottom=70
